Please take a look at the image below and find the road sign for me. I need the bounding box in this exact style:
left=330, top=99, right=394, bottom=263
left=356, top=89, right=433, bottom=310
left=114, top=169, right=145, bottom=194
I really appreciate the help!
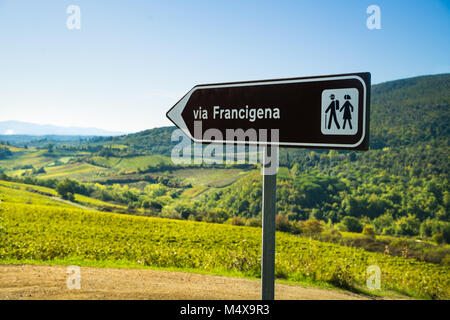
left=166, top=72, right=371, bottom=301
left=167, top=72, right=371, bottom=150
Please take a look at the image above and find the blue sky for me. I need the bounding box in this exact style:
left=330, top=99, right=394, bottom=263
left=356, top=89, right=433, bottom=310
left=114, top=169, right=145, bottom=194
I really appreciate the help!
left=0, top=0, right=449, bottom=133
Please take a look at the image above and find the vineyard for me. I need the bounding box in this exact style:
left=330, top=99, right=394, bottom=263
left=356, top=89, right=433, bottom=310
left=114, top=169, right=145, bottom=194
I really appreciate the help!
left=0, top=189, right=448, bottom=299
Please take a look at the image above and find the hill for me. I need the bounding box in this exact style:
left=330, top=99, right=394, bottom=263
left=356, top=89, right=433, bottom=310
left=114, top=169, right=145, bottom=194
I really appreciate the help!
left=370, top=73, right=450, bottom=148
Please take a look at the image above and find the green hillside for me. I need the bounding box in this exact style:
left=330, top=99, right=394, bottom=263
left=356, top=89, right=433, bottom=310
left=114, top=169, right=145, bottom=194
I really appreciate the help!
left=370, top=73, right=450, bottom=148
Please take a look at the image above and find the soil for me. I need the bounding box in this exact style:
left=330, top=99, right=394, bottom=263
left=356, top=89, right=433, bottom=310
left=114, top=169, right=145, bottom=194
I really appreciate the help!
left=0, top=264, right=371, bottom=300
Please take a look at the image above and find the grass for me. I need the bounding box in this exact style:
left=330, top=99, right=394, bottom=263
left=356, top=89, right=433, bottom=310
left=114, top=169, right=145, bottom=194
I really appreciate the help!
left=88, top=156, right=122, bottom=168
left=89, top=155, right=173, bottom=171
left=0, top=150, right=51, bottom=173
left=74, top=194, right=127, bottom=210
left=172, top=168, right=251, bottom=188
left=116, top=155, right=173, bottom=171
left=40, top=162, right=107, bottom=180
left=340, top=231, right=441, bottom=247
left=0, top=180, right=57, bottom=196
left=0, top=179, right=126, bottom=211
left=0, top=149, right=86, bottom=177
left=1, top=145, right=26, bottom=152
left=0, top=183, right=71, bottom=208
left=180, top=185, right=209, bottom=198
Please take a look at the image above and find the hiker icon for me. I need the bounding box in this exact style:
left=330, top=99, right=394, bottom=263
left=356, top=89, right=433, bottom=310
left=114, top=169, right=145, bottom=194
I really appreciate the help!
left=340, top=94, right=354, bottom=129
left=325, top=94, right=340, bottom=129
left=321, top=88, right=358, bottom=135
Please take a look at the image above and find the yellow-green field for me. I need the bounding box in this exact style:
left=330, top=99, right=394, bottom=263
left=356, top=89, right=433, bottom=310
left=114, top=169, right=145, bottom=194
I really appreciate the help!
left=40, top=162, right=108, bottom=180
left=88, top=155, right=172, bottom=171
left=0, top=149, right=88, bottom=177
left=0, top=182, right=448, bottom=299
left=0, top=150, right=51, bottom=173
left=0, top=182, right=70, bottom=208
left=0, top=180, right=126, bottom=211
left=172, top=168, right=250, bottom=188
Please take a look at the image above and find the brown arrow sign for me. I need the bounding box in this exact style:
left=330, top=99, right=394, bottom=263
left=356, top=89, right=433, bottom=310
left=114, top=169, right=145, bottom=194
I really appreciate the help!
left=167, top=72, right=371, bottom=150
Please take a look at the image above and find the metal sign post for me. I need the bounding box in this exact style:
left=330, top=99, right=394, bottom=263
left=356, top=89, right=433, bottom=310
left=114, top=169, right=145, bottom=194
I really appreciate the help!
left=261, top=146, right=277, bottom=300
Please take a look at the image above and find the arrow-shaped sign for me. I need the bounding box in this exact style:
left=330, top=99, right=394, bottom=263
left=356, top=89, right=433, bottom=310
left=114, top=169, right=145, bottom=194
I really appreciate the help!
left=167, top=72, right=370, bottom=150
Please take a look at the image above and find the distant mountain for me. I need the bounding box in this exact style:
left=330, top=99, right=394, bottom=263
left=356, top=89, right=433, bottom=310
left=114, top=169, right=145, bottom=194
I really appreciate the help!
left=0, top=121, right=125, bottom=136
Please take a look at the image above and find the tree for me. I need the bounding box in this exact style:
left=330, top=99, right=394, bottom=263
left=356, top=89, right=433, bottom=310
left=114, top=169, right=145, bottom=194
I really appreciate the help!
left=56, top=179, right=77, bottom=201
left=174, top=202, right=195, bottom=220
left=301, top=219, right=323, bottom=235
left=0, top=147, right=12, bottom=160
left=373, top=213, right=394, bottom=234
left=32, top=167, right=46, bottom=175
left=395, top=215, right=420, bottom=236
left=342, top=216, right=363, bottom=233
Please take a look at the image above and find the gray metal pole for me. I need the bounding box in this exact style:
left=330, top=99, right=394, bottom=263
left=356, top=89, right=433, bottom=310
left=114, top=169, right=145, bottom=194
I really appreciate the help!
left=261, top=146, right=277, bottom=300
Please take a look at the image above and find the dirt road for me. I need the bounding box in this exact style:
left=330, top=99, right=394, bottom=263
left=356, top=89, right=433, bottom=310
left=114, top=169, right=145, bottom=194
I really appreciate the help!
left=0, top=264, right=369, bottom=300
left=50, top=197, right=94, bottom=210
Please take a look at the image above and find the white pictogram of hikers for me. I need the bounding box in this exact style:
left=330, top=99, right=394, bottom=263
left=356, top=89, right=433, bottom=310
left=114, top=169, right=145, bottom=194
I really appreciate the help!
left=325, top=94, right=354, bottom=130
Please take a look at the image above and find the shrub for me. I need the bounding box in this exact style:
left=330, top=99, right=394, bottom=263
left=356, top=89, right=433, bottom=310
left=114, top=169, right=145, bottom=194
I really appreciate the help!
left=362, top=225, right=376, bottom=239
left=395, top=215, right=420, bottom=236
left=442, top=254, right=450, bottom=266
left=373, top=213, right=394, bottom=233
left=442, top=224, right=450, bottom=244
left=174, top=202, right=196, bottom=219
left=66, top=192, right=75, bottom=202
left=433, top=233, right=444, bottom=245
left=32, top=167, right=46, bottom=175
left=275, top=214, right=290, bottom=232
left=160, top=206, right=182, bottom=219
left=301, top=219, right=324, bottom=235
left=203, top=209, right=227, bottom=224
left=382, top=226, right=395, bottom=235
left=228, top=216, right=246, bottom=226
left=342, top=216, right=363, bottom=233
left=318, top=229, right=342, bottom=243
left=246, top=217, right=261, bottom=227
left=290, top=221, right=302, bottom=234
